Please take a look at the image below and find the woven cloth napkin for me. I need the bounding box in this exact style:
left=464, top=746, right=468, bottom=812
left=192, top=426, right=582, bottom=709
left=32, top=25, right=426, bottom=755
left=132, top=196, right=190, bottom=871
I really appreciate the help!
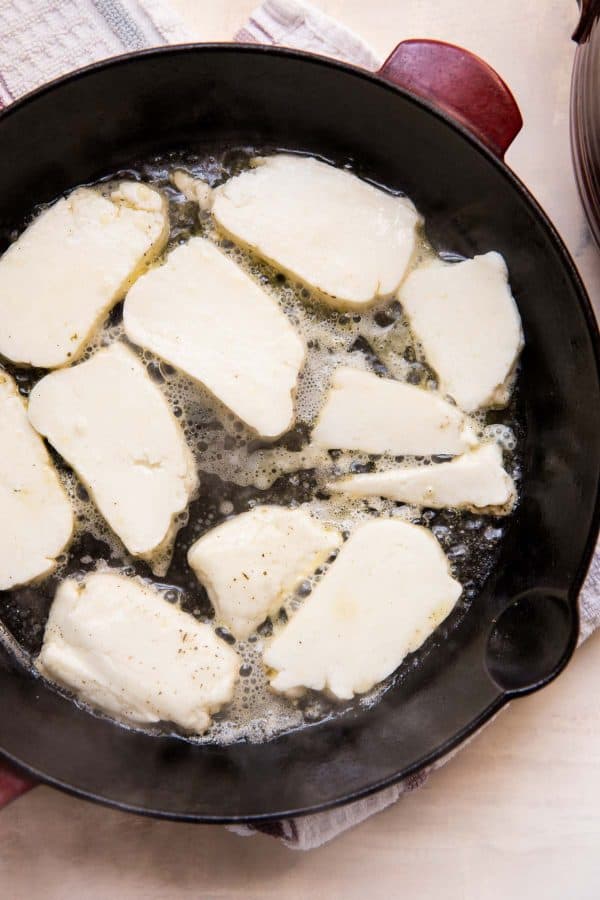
left=0, top=0, right=598, bottom=851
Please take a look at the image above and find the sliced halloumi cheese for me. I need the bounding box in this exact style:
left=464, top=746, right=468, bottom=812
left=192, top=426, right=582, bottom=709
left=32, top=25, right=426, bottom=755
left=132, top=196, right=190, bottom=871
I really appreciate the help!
left=0, top=372, right=73, bottom=589
left=399, top=252, right=523, bottom=412
left=28, top=343, right=198, bottom=570
left=36, top=572, right=239, bottom=733
left=312, top=366, right=478, bottom=455
left=327, top=442, right=515, bottom=513
left=171, top=170, right=214, bottom=211
left=124, top=237, right=305, bottom=439
left=188, top=505, right=342, bottom=640
left=0, top=182, right=168, bottom=368
left=210, top=154, right=421, bottom=309
left=264, top=519, right=462, bottom=700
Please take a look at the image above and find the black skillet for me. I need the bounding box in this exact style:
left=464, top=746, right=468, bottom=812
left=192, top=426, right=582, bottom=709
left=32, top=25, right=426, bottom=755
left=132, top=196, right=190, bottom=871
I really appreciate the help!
left=0, top=41, right=599, bottom=822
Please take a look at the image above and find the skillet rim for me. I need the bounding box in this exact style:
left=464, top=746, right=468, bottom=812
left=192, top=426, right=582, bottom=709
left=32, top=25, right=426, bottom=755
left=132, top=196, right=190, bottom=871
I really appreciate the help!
left=0, top=43, right=598, bottom=823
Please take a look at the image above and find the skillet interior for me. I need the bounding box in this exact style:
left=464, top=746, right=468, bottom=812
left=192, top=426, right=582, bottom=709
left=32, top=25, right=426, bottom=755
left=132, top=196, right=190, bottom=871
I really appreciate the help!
left=0, top=45, right=598, bottom=822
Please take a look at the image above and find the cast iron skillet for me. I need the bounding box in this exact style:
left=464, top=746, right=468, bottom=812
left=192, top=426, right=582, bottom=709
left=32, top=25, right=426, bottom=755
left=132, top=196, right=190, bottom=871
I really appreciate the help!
left=0, top=41, right=599, bottom=823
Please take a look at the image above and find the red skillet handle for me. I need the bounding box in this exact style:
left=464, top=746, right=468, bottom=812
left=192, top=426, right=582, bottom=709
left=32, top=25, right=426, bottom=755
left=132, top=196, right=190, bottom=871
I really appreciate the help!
left=0, top=760, right=35, bottom=809
left=378, top=40, right=522, bottom=159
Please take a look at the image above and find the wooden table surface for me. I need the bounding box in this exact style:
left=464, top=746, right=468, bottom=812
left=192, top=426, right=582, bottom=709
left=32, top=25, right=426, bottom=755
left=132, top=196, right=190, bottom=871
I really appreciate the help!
left=2, top=2, right=600, bottom=897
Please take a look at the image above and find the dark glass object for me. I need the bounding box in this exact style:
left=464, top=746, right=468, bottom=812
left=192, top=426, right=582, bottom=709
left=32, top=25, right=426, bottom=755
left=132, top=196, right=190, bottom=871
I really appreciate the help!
left=571, top=0, right=600, bottom=245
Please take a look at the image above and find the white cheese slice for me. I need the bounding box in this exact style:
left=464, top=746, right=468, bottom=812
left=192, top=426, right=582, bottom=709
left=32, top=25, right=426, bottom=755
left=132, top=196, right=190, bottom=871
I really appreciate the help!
left=28, top=343, right=198, bottom=569
left=0, top=182, right=168, bottom=368
left=328, top=442, right=515, bottom=513
left=210, top=154, right=421, bottom=309
left=0, top=372, right=73, bottom=589
left=36, top=572, right=239, bottom=733
left=312, top=366, right=478, bottom=455
left=171, top=170, right=214, bottom=211
left=400, top=252, right=523, bottom=412
left=264, top=519, right=462, bottom=700
left=124, top=237, right=305, bottom=439
left=188, top=505, right=342, bottom=640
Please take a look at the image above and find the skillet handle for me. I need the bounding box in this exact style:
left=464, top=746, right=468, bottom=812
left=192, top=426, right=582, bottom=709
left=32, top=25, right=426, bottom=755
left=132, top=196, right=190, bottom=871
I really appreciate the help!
left=0, top=760, right=35, bottom=809
left=378, top=40, right=522, bottom=159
